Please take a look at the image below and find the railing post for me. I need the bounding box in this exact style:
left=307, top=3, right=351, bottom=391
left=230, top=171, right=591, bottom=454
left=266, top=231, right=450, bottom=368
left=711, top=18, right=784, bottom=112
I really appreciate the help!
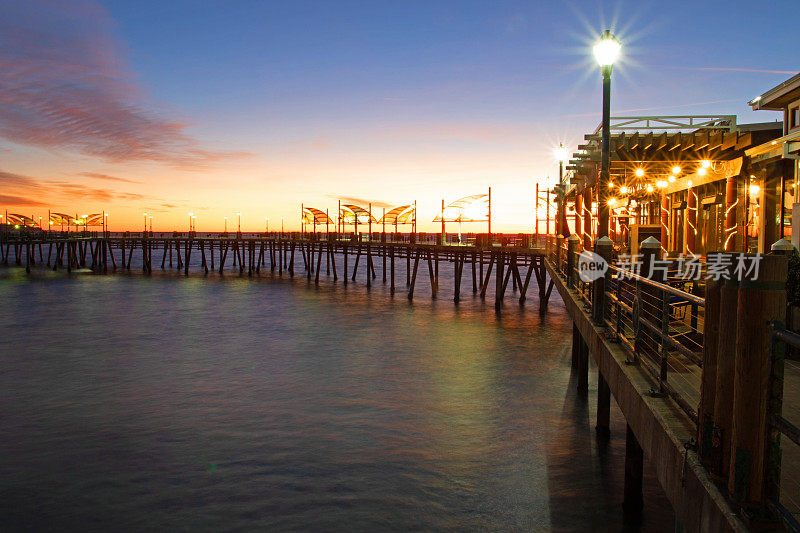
left=592, top=236, right=613, bottom=324
left=714, top=252, right=739, bottom=479
left=567, top=235, right=580, bottom=289
left=765, top=321, right=786, bottom=513
left=556, top=234, right=564, bottom=274
left=729, top=251, right=788, bottom=509
left=639, top=237, right=661, bottom=366
left=699, top=252, right=723, bottom=468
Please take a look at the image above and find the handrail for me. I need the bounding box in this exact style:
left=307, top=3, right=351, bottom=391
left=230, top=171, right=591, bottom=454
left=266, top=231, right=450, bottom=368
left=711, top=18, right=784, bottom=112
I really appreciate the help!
left=607, top=264, right=705, bottom=306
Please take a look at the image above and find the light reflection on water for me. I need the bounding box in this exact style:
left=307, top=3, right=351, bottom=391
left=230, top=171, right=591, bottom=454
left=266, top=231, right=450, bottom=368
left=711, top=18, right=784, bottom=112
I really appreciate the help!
left=0, top=265, right=674, bottom=531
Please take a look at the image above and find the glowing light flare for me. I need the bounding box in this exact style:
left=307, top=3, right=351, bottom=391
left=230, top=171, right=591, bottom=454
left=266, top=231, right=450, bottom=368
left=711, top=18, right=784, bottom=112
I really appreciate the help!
left=672, top=166, right=681, bottom=175
left=620, top=186, right=629, bottom=194
left=634, top=168, right=644, bottom=177
left=554, top=145, right=569, bottom=162
left=749, top=184, right=761, bottom=196
left=668, top=176, right=676, bottom=183
left=593, top=30, right=621, bottom=67
left=701, top=160, right=712, bottom=169
left=697, top=167, right=707, bottom=176
left=607, top=198, right=617, bottom=206
left=656, top=181, right=668, bottom=188
left=646, top=184, right=654, bottom=193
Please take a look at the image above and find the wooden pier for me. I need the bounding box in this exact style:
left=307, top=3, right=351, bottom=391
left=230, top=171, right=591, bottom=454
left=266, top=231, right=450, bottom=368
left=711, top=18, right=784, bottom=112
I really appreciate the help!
left=0, top=232, right=555, bottom=309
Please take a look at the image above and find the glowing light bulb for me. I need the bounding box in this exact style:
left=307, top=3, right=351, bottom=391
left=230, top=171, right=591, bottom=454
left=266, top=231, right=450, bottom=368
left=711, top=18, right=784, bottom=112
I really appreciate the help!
left=635, top=168, right=644, bottom=177
left=656, top=180, right=667, bottom=188
left=620, top=186, right=629, bottom=194
left=672, top=166, right=681, bottom=175
left=646, top=184, right=654, bottom=193
left=697, top=167, right=707, bottom=176
left=593, top=31, right=621, bottom=67
left=749, top=184, right=760, bottom=195
left=687, top=180, right=693, bottom=187
left=701, top=160, right=711, bottom=169
left=668, top=175, right=676, bottom=183
left=608, top=182, right=614, bottom=189
left=607, top=197, right=617, bottom=206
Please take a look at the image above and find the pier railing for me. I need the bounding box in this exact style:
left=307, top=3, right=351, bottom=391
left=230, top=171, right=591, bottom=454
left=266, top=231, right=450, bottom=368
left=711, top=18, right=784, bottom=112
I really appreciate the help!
left=767, top=323, right=800, bottom=531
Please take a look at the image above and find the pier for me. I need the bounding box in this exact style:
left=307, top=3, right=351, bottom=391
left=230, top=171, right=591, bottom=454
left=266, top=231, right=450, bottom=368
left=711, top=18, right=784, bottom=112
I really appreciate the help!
left=546, top=235, right=800, bottom=531
left=0, top=231, right=554, bottom=309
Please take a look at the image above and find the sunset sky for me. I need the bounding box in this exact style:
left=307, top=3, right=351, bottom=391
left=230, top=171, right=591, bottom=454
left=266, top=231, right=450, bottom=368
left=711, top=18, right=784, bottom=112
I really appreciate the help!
left=0, top=0, right=795, bottom=232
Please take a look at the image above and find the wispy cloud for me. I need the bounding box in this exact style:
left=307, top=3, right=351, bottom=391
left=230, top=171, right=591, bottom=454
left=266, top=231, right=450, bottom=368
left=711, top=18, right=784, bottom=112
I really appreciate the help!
left=0, top=1, right=249, bottom=169
left=651, top=65, right=796, bottom=75
left=1, top=168, right=148, bottom=207
left=78, top=172, right=140, bottom=184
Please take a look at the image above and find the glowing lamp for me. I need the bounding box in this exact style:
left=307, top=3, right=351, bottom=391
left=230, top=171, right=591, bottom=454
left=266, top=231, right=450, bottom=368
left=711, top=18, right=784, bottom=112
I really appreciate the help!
left=749, top=184, right=760, bottom=196
left=646, top=184, right=654, bottom=193
left=635, top=168, right=644, bottom=177
left=620, top=186, right=629, bottom=194
left=697, top=167, right=707, bottom=176
left=687, top=180, right=693, bottom=187
left=672, top=166, right=681, bottom=175
left=656, top=180, right=667, bottom=188
left=593, top=31, right=621, bottom=67
left=668, top=175, right=676, bottom=183
left=608, top=182, right=614, bottom=188
left=607, top=198, right=617, bottom=206
left=701, top=160, right=711, bottom=169
left=554, top=145, right=569, bottom=162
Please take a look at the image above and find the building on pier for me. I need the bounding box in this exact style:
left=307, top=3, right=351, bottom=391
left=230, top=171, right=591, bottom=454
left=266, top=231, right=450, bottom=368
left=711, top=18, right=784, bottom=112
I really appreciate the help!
left=563, top=74, right=800, bottom=256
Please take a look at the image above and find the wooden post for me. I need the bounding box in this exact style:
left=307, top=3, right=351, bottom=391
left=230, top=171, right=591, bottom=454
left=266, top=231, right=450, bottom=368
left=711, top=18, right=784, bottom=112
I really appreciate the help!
left=687, top=184, right=697, bottom=255
left=714, top=253, right=739, bottom=478
left=725, top=175, right=738, bottom=252
left=623, top=424, right=644, bottom=516
left=596, top=372, right=610, bottom=440
left=729, top=252, right=788, bottom=506
left=699, top=255, right=722, bottom=467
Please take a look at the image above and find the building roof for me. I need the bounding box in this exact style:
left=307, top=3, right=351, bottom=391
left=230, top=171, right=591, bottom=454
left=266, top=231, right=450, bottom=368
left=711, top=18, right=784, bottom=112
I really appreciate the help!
left=749, top=72, right=800, bottom=110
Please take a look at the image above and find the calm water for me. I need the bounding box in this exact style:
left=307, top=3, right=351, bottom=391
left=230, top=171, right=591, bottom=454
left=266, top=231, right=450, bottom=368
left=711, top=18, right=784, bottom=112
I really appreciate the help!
left=0, top=261, right=674, bottom=531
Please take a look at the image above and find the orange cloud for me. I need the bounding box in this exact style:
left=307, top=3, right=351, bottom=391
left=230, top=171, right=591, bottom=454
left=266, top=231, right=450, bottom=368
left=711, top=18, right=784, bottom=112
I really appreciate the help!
left=0, top=1, right=249, bottom=169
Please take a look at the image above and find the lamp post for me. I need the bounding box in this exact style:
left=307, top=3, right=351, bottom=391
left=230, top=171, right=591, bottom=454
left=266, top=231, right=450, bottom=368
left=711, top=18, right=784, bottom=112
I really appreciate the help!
left=265, top=217, right=269, bottom=233
left=188, top=212, right=194, bottom=232
left=554, top=144, right=569, bottom=236
left=149, top=215, right=152, bottom=233
left=104, top=212, right=109, bottom=234
left=237, top=212, right=241, bottom=232
left=593, top=30, right=620, bottom=239
left=281, top=216, right=284, bottom=234
left=592, top=30, right=620, bottom=325
left=224, top=216, right=228, bottom=233
left=143, top=212, right=148, bottom=233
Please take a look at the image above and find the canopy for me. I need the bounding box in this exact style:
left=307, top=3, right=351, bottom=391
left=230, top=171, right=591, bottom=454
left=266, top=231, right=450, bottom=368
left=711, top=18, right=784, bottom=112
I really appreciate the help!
left=432, top=194, right=489, bottom=223
left=377, top=205, right=413, bottom=225
left=302, top=207, right=333, bottom=224
left=341, top=204, right=377, bottom=224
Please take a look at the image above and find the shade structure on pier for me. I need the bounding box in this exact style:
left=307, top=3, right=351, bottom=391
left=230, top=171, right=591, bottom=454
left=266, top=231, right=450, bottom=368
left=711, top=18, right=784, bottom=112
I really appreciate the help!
left=50, top=212, right=104, bottom=226
left=432, top=194, right=489, bottom=222
left=340, top=204, right=377, bottom=224
left=6, top=213, right=39, bottom=227
left=302, top=207, right=333, bottom=224
left=377, top=205, right=413, bottom=225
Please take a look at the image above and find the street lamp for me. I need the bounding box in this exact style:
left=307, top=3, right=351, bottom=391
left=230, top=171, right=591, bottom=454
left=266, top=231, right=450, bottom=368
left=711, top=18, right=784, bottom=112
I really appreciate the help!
left=554, top=143, right=569, bottom=236
left=592, top=29, right=620, bottom=325
left=149, top=215, right=153, bottom=232
left=189, top=212, right=194, bottom=232
left=237, top=212, right=241, bottom=232
left=265, top=216, right=269, bottom=232
left=593, top=29, right=621, bottom=239
left=224, top=216, right=228, bottom=233
left=281, top=216, right=284, bottom=234
left=143, top=212, right=148, bottom=233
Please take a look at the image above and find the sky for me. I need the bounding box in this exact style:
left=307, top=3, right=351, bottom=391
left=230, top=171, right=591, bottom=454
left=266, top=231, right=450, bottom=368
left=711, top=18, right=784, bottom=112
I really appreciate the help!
left=0, top=0, right=796, bottom=232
